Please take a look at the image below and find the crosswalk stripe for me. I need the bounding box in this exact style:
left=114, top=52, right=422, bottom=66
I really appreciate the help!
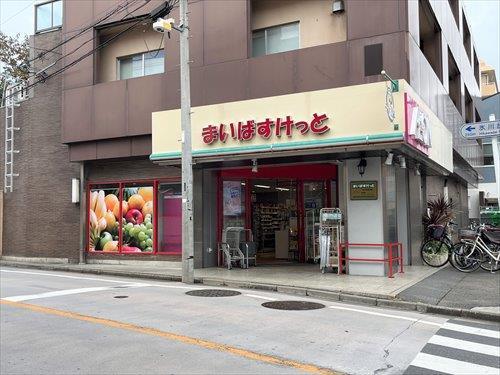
left=442, top=322, right=500, bottom=339
left=410, top=352, right=499, bottom=375
left=429, top=335, right=500, bottom=357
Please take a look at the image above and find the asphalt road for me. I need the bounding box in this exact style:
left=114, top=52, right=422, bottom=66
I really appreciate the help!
left=0, top=266, right=497, bottom=375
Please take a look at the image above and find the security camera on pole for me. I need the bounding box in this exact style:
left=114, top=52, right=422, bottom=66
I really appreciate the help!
left=153, top=0, right=194, bottom=283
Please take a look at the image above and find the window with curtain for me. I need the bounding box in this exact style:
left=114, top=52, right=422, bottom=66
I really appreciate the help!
left=252, top=22, right=299, bottom=57
left=118, top=50, right=165, bottom=80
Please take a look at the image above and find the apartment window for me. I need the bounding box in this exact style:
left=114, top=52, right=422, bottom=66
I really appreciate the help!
left=118, top=50, right=165, bottom=80
left=474, top=51, right=480, bottom=87
left=252, top=22, right=299, bottom=57
left=483, top=142, right=494, bottom=165
left=462, top=14, right=472, bottom=63
left=448, top=0, right=459, bottom=29
left=481, top=73, right=490, bottom=85
left=36, top=0, right=62, bottom=32
left=464, top=86, right=473, bottom=124
left=448, top=48, right=462, bottom=114
left=419, top=0, right=443, bottom=82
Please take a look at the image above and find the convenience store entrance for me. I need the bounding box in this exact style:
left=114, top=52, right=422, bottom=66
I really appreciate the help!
left=218, top=164, right=337, bottom=264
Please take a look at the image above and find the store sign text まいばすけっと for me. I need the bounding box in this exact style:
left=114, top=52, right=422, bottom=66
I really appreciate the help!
left=201, top=113, right=330, bottom=145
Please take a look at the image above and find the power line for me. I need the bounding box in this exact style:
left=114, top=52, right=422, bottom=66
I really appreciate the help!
left=5, top=16, right=149, bottom=100
left=0, top=0, right=35, bottom=27
left=29, top=0, right=146, bottom=63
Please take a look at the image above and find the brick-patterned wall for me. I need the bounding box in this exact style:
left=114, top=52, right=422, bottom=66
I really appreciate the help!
left=0, top=30, right=81, bottom=261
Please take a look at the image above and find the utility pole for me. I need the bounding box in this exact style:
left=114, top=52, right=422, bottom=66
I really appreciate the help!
left=179, top=0, right=194, bottom=283
left=490, top=114, right=500, bottom=210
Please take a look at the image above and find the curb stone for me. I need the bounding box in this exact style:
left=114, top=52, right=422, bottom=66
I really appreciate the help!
left=1, top=260, right=498, bottom=322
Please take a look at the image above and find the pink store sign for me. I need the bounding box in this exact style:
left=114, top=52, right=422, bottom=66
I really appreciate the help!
left=404, top=93, right=431, bottom=155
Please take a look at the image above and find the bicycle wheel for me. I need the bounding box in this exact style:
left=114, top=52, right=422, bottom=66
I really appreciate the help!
left=421, top=239, right=450, bottom=267
left=451, top=243, right=481, bottom=273
left=480, top=251, right=500, bottom=272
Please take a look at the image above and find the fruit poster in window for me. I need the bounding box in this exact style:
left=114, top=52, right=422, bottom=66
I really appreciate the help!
left=223, top=181, right=242, bottom=216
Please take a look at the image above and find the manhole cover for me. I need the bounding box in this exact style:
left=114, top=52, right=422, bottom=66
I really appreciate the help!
left=113, top=295, right=129, bottom=299
left=262, top=301, right=325, bottom=310
left=186, top=289, right=241, bottom=297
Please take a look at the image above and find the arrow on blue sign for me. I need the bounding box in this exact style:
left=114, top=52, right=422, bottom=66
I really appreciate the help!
left=466, top=125, right=475, bottom=132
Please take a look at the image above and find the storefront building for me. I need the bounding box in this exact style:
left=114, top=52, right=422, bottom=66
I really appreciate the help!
left=1, top=0, right=483, bottom=270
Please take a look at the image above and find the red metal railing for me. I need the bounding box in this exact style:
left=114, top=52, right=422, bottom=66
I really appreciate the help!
left=339, top=243, right=404, bottom=278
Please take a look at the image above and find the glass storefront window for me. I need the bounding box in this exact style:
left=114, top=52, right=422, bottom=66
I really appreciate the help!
left=88, top=184, right=120, bottom=252
left=87, top=180, right=187, bottom=255
left=121, top=183, right=155, bottom=253
left=158, top=183, right=182, bottom=253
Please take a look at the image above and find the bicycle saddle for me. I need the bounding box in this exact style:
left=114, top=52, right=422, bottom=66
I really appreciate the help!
left=483, top=230, right=500, bottom=245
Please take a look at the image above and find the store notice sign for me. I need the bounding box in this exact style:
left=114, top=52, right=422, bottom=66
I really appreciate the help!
left=223, top=181, right=242, bottom=215
left=350, top=181, right=378, bottom=200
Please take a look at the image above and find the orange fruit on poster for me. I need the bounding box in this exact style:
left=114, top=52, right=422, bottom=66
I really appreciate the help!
left=142, top=200, right=153, bottom=216
left=104, top=194, right=119, bottom=211
left=138, top=187, right=154, bottom=202
left=113, top=201, right=129, bottom=219
left=104, top=211, right=116, bottom=230
left=128, top=194, right=145, bottom=210
left=103, top=240, right=118, bottom=252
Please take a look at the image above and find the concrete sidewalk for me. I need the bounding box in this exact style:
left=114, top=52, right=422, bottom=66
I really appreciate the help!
left=397, top=265, right=500, bottom=313
left=1, top=259, right=499, bottom=322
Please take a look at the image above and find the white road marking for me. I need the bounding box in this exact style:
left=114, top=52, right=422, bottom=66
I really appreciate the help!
left=429, top=334, right=500, bottom=357
left=410, top=352, right=499, bottom=375
left=327, top=305, right=443, bottom=327
left=0, top=269, right=134, bottom=284
left=244, top=294, right=277, bottom=301
left=2, top=284, right=148, bottom=302
left=0, top=269, right=204, bottom=290
left=442, top=322, right=500, bottom=339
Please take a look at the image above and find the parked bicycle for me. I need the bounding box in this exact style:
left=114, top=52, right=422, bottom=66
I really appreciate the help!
left=451, top=224, right=500, bottom=273
left=420, top=221, right=457, bottom=267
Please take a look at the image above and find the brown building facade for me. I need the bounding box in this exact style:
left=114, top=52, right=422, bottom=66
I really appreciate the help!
left=0, top=0, right=484, bottom=272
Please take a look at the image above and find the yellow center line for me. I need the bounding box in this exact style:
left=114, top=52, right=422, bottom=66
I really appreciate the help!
left=1, top=299, right=341, bottom=375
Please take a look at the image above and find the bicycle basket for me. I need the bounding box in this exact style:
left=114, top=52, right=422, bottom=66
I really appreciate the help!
left=428, top=225, right=445, bottom=240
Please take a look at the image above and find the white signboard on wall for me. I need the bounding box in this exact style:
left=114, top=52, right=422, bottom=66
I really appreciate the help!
left=460, top=120, right=500, bottom=139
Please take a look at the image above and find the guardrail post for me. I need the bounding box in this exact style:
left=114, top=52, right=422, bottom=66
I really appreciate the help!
left=388, top=243, right=394, bottom=278
left=399, top=243, right=404, bottom=274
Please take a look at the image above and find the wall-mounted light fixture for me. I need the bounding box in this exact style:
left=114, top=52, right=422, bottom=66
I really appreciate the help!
left=251, top=158, right=258, bottom=173
left=71, top=178, right=80, bottom=204
left=415, top=163, right=421, bottom=176
left=398, top=156, right=406, bottom=169
left=357, top=156, right=367, bottom=176
left=384, top=151, right=394, bottom=166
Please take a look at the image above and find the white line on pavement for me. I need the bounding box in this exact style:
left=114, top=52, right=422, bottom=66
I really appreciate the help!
left=429, top=335, right=500, bottom=357
left=0, top=269, right=135, bottom=284
left=327, top=305, right=443, bottom=327
left=244, top=294, right=278, bottom=301
left=442, top=322, right=500, bottom=339
left=410, top=352, right=500, bottom=375
left=1, top=284, right=147, bottom=302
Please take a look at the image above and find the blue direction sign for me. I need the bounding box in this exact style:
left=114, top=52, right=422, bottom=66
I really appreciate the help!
left=460, top=120, right=500, bottom=139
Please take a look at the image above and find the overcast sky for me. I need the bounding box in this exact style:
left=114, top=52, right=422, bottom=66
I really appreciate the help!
left=1, top=0, right=499, bottom=85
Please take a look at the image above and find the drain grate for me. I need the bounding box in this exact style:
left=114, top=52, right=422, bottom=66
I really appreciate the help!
left=113, top=295, right=129, bottom=299
left=262, top=301, right=325, bottom=310
left=186, top=289, right=241, bottom=297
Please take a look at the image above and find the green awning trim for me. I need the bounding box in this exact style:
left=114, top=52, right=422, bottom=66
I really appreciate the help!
left=150, top=132, right=404, bottom=161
